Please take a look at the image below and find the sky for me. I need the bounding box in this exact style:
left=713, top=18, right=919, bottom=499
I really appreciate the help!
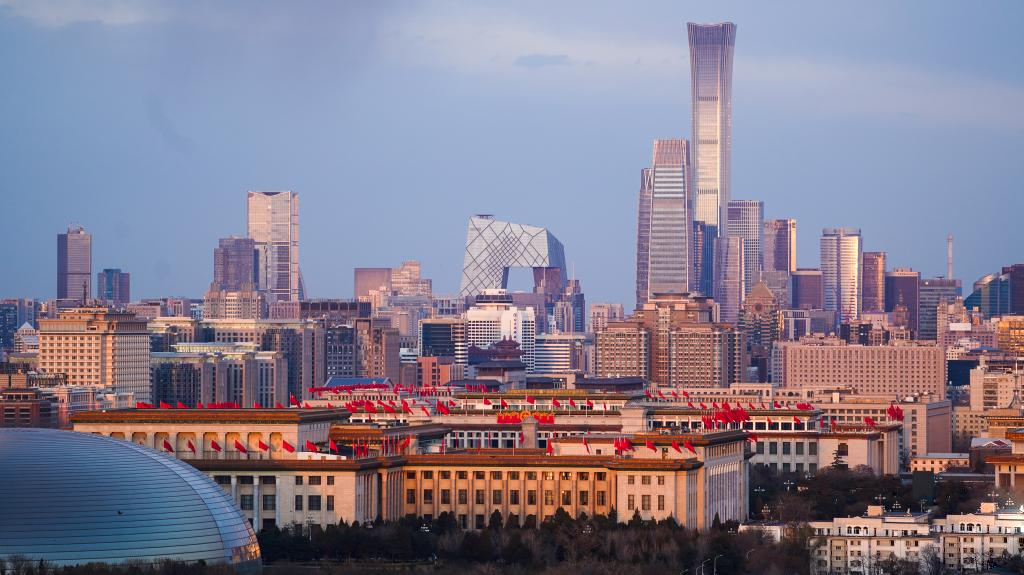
left=1, top=1, right=1022, bottom=307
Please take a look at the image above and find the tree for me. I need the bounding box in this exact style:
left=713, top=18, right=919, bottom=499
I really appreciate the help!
left=831, top=447, right=847, bottom=470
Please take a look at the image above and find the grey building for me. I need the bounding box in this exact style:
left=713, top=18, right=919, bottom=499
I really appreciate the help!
left=458, top=215, right=567, bottom=299
left=57, top=225, right=91, bottom=302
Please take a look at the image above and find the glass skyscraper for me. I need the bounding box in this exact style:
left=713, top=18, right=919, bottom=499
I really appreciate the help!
left=688, top=22, right=736, bottom=237
left=763, top=219, right=796, bottom=273
left=636, top=139, right=691, bottom=304
left=726, top=200, right=763, bottom=296
left=57, top=225, right=91, bottom=302
left=458, top=215, right=566, bottom=299
left=820, top=227, right=862, bottom=325
left=247, top=191, right=300, bottom=303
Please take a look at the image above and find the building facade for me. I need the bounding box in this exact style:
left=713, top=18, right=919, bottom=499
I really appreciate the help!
left=247, top=191, right=300, bottom=302
left=213, top=236, right=257, bottom=292
left=763, top=219, right=796, bottom=274
left=821, top=228, right=862, bottom=325
left=57, top=225, right=92, bottom=302
left=458, top=216, right=567, bottom=299
left=637, top=139, right=692, bottom=303
left=726, top=200, right=763, bottom=297
left=861, top=252, right=886, bottom=314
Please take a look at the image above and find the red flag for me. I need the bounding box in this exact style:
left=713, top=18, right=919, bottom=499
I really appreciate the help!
left=671, top=390, right=678, bottom=399
left=646, top=440, right=657, bottom=452
left=747, top=433, right=759, bottom=443
left=569, top=398, right=577, bottom=408
left=773, top=401, right=781, bottom=408
left=197, top=401, right=205, bottom=409
left=176, top=401, right=187, bottom=409
left=585, top=399, right=594, bottom=408
left=483, top=398, right=491, bottom=405
left=329, top=439, right=339, bottom=453
left=365, top=402, right=378, bottom=414
left=159, top=401, right=172, bottom=409
left=793, top=416, right=802, bottom=425
left=552, top=398, right=561, bottom=408
left=865, top=416, right=877, bottom=428
left=657, top=390, right=665, bottom=399
left=275, top=402, right=285, bottom=409
left=767, top=417, right=774, bottom=426
left=401, top=400, right=412, bottom=414
left=518, top=431, right=525, bottom=444
left=700, top=402, right=708, bottom=410
left=233, top=439, right=248, bottom=454
left=290, top=394, right=299, bottom=406
left=400, top=436, right=411, bottom=451
left=526, top=396, right=535, bottom=405
left=681, top=390, right=690, bottom=398
left=748, top=403, right=756, bottom=410
left=258, top=440, right=270, bottom=452
left=500, top=398, right=509, bottom=408
left=135, top=402, right=154, bottom=409
left=671, top=440, right=682, bottom=453
left=252, top=402, right=263, bottom=409
left=187, top=439, right=196, bottom=454
left=546, top=442, right=554, bottom=455
left=210, top=440, right=222, bottom=452
left=436, top=401, right=450, bottom=415
left=683, top=440, right=696, bottom=454
left=420, top=406, right=430, bottom=416
left=281, top=440, right=295, bottom=453
left=688, top=401, right=695, bottom=408
left=162, top=439, right=174, bottom=452
left=583, top=436, right=590, bottom=453
left=302, top=402, right=312, bottom=409
left=305, top=440, right=318, bottom=452
left=326, top=402, right=333, bottom=409
left=644, top=389, right=653, bottom=399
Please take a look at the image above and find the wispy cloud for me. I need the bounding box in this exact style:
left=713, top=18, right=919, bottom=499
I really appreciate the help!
left=0, top=0, right=169, bottom=27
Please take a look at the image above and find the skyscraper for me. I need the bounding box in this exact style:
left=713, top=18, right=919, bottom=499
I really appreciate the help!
left=247, top=191, right=300, bottom=303
left=688, top=22, right=736, bottom=238
left=714, top=235, right=744, bottom=324
left=918, top=278, right=962, bottom=341
left=213, top=236, right=257, bottom=292
left=726, top=200, right=763, bottom=296
left=692, top=221, right=716, bottom=298
left=820, top=228, right=862, bottom=324
left=57, top=225, right=91, bottom=302
left=861, top=252, right=887, bottom=313
left=635, top=168, right=653, bottom=308
left=96, top=268, right=130, bottom=308
left=458, top=215, right=566, bottom=299
left=790, top=269, right=824, bottom=310
left=885, top=268, right=921, bottom=334
left=637, top=139, right=692, bottom=302
left=763, top=219, right=796, bottom=273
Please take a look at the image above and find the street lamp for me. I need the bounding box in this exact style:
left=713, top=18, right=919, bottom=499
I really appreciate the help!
left=713, top=554, right=723, bottom=575
left=783, top=480, right=794, bottom=492
left=699, top=558, right=711, bottom=575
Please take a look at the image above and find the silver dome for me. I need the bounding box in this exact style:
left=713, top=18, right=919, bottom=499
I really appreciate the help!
left=0, top=428, right=261, bottom=572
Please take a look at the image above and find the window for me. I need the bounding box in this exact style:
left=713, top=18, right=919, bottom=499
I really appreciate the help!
left=628, top=475, right=635, bottom=485
left=782, top=442, right=791, bottom=455
left=239, top=476, right=254, bottom=485
left=215, top=475, right=231, bottom=485
left=596, top=472, right=606, bottom=481
left=327, top=496, right=334, bottom=511
left=657, top=476, right=665, bottom=486
left=295, top=495, right=303, bottom=511
left=407, top=471, right=416, bottom=480
left=642, top=495, right=651, bottom=511
left=423, top=489, right=433, bottom=504
left=543, top=472, right=555, bottom=480
left=474, top=471, right=485, bottom=480
left=457, top=471, right=468, bottom=480
left=475, top=514, right=485, bottom=529
left=579, top=491, right=589, bottom=505
left=756, top=442, right=765, bottom=454
left=560, top=472, right=572, bottom=480
left=527, top=471, right=537, bottom=480
left=561, top=490, right=572, bottom=505
left=510, top=490, right=520, bottom=505
left=796, top=442, right=804, bottom=455
left=809, top=442, right=818, bottom=456
left=769, top=442, right=778, bottom=455
left=528, top=490, right=537, bottom=505
left=295, top=476, right=304, bottom=486
left=658, top=495, right=665, bottom=511
left=459, top=514, right=468, bottom=529
left=578, top=472, right=589, bottom=480
left=476, top=490, right=485, bottom=504
left=263, top=495, right=276, bottom=510
left=492, top=490, right=502, bottom=504
left=423, top=471, right=433, bottom=479
left=308, top=496, right=322, bottom=511
left=491, top=471, right=502, bottom=480
left=441, top=470, right=451, bottom=479
left=260, top=476, right=276, bottom=485
left=327, top=476, right=334, bottom=486
left=407, top=489, right=416, bottom=504
left=458, top=490, right=468, bottom=504
left=544, top=490, right=555, bottom=505
left=308, top=476, right=322, bottom=486
left=441, top=489, right=451, bottom=504
left=627, top=494, right=635, bottom=510
left=240, top=495, right=253, bottom=511
left=642, top=476, right=651, bottom=485
left=597, top=491, right=606, bottom=506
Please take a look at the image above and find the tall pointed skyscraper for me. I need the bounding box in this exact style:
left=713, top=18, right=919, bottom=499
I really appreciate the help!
left=247, top=191, right=300, bottom=302
left=635, top=139, right=692, bottom=306
left=688, top=22, right=736, bottom=239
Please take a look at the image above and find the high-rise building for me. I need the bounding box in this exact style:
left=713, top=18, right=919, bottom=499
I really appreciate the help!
left=391, top=261, right=432, bottom=297
left=458, top=216, right=566, bottom=299
left=820, top=228, right=862, bottom=324
left=996, top=316, right=1024, bottom=355
left=885, top=268, right=921, bottom=335
left=96, top=268, right=130, bottom=308
left=964, top=264, right=1024, bottom=319
left=688, top=22, right=736, bottom=238
left=213, top=236, right=257, bottom=292
left=637, top=139, right=692, bottom=303
left=588, top=303, right=624, bottom=333
left=714, top=236, right=744, bottom=324
left=763, top=219, right=796, bottom=273
left=247, top=191, right=300, bottom=302
left=635, top=167, right=653, bottom=308
left=861, top=252, right=887, bottom=313
left=151, top=343, right=287, bottom=408
left=38, top=308, right=151, bottom=401
left=57, top=226, right=92, bottom=302
left=737, top=282, right=781, bottom=382
left=353, top=318, right=401, bottom=382
left=354, top=268, right=392, bottom=300
left=726, top=200, right=763, bottom=296
left=918, top=278, right=962, bottom=342
left=464, top=290, right=537, bottom=372
left=418, top=317, right=468, bottom=366
left=0, top=304, right=19, bottom=352
left=324, top=325, right=357, bottom=378
left=691, top=221, right=716, bottom=298
left=203, top=283, right=266, bottom=320
left=790, top=269, right=824, bottom=310
left=534, top=333, right=589, bottom=374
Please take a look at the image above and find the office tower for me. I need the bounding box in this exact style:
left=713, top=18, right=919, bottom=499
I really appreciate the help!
left=588, top=303, right=624, bottom=333
left=534, top=333, right=589, bottom=373
left=151, top=344, right=287, bottom=408
left=203, top=283, right=266, bottom=320
left=918, top=278, right=962, bottom=341
left=763, top=219, right=796, bottom=273
left=0, top=304, right=18, bottom=351
left=861, top=252, right=887, bottom=313
left=885, top=268, right=921, bottom=334
left=737, top=282, right=781, bottom=382
left=936, top=298, right=996, bottom=349
left=790, top=269, right=824, bottom=310
left=354, top=268, right=392, bottom=299
left=596, top=293, right=743, bottom=388
left=636, top=139, right=692, bottom=303
left=95, top=268, right=130, bottom=307
left=726, top=199, right=763, bottom=296
left=57, top=225, right=92, bottom=302
left=459, top=215, right=567, bottom=299
left=635, top=167, right=653, bottom=308
left=688, top=22, right=736, bottom=239
left=247, top=191, right=300, bottom=302
left=563, top=279, right=586, bottom=333
left=213, top=236, right=257, bottom=292
left=38, top=308, right=151, bottom=401
left=714, top=235, right=744, bottom=324
left=324, top=325, right=357, bottom=378
left=772, top=339, right=946, bottom=398
left=418, top=317, right=468, bottom=366
left=353, top=318, right=401, bottom=382
left=965, top=264, right=1024, bottom=319
left=391, top=261, right=432, bottom=297
left=691, top=221, right=716, bottom=297
left=464, top=289, right=537, bottom=372
left=820, top=228, right=862, bottom=324
left=996, top=316, right=1024, bottom=355
left=947, top=234, right=954, bottom=281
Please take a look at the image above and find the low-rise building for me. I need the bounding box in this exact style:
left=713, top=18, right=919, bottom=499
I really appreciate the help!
left=910, top=453, right=969, bottom=473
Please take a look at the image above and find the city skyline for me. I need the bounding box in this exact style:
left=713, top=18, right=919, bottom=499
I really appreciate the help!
left=1, top=2, right=1022, bottom=307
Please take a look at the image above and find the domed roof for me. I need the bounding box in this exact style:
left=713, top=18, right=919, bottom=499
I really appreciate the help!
left=0, top=428, right=261, bottom=572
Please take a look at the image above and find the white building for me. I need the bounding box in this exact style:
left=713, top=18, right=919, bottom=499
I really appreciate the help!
left=465, top=290, right=537, bottom=372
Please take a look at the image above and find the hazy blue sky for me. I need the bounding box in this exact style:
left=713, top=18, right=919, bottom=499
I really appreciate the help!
left=1, top=1, right=1022, bottom=306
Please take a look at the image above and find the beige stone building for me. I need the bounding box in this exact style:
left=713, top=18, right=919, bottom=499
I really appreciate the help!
left=910, top=453, right=969, bottom=473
